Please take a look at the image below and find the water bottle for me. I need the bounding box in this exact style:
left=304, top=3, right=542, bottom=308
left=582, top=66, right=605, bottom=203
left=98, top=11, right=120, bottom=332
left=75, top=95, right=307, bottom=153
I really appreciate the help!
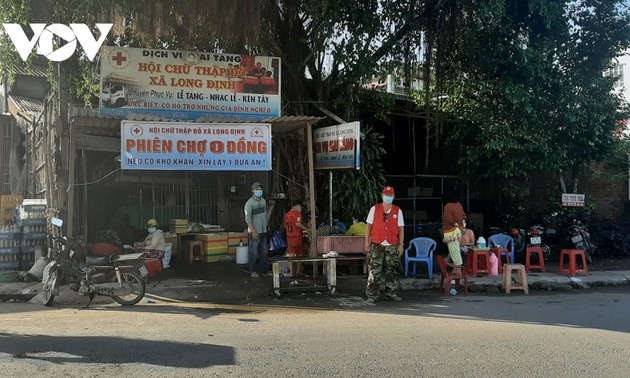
left=239, top=239, right=244, bottom=247
left=476, top=236, right=486, bottom=248
left=489, top=252, right=499, bottom=276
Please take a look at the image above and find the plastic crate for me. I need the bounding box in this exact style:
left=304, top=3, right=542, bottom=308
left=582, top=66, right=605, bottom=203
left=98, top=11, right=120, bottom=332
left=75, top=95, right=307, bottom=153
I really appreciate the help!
left=21, top=204, right=47, bottom=212
left=0, top=232, right=22, bottom=241
left=316, top=236, right=365, bottom=255
left=16, top=218, right=47, bottom=226
left=0, top=195, right=23, bottom=208
left=0, top=246, right=21, bottom=255
left=0, top=261, right=20, bottom=271
left=20, top=246, right=36, bottom=254
left=22, top=232, right=47, bottom=240
left=20, top=252, right=35, bottom=269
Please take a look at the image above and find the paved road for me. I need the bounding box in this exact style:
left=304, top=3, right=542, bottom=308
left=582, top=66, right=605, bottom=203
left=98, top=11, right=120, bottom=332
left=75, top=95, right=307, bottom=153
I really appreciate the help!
left=1, top=288, right=629, bottom=377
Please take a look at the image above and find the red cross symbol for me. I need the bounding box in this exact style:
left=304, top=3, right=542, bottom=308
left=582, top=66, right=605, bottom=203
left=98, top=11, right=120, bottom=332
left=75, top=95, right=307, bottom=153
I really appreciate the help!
left=111, top=52, right=127, bottom=65
left=131, top=127, right=142, bottom=135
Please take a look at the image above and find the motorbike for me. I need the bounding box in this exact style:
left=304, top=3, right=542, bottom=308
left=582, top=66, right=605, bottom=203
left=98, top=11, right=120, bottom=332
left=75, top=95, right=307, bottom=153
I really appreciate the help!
left=564, top=215, right=596, bottom=264
left=525, top=214, right=553, bottom=261
left=42, top=217, right=149, bottom=307
left=488, top=215, right=526, bottom=262
left=525, top=225, right=551, bottom=261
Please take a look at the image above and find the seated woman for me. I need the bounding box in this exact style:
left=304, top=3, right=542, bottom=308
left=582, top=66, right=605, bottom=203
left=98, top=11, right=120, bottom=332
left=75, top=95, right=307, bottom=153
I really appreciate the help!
left=134, top=218, right=165, bottom=258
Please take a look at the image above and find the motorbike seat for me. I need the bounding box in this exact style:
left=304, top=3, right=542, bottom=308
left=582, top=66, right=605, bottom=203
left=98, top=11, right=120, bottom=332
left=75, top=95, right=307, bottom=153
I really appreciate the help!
left=86, top=255, right=112, bottom=266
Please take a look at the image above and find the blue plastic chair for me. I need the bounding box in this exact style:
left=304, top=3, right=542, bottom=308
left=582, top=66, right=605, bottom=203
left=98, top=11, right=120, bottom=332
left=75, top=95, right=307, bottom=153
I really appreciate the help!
left=404, top=237, right=436, bottom=279
left=488, top=234, right=515, bottom=264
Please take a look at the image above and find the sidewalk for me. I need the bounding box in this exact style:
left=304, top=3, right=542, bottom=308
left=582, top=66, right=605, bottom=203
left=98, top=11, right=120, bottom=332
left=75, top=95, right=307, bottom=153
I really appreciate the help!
left=1, top=258, right=629, bottom=305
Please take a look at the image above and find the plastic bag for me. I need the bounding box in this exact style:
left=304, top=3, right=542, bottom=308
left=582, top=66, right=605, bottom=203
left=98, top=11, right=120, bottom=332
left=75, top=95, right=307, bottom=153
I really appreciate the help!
left=269, top=230, right=287, bottom=257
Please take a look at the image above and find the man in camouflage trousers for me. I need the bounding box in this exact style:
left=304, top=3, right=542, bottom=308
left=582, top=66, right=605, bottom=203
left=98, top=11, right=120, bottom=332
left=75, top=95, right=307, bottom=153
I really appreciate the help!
left=364, top=186, right=405, bottom=303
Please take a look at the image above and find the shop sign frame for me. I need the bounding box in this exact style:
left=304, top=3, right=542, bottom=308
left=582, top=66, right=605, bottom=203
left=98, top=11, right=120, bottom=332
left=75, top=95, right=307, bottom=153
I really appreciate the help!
left=313, top=122, right=361, bottom=170
left=101, top=47, right=281, bottom=122
left=121, top=121, right=272, bottom=171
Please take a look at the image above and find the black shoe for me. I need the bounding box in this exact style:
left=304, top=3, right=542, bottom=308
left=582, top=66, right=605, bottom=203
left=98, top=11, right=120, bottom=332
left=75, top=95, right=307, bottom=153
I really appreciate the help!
left=385, top=294, right=402, bottom=302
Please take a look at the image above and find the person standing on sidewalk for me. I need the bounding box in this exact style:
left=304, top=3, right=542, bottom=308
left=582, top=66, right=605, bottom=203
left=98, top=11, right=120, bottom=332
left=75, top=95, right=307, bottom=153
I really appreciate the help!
left=244, top=181, right=268, bottom=278
left=442, top=190, right=466, bottom=275
left=364, top=186, right=405, bottom=303
left=284, top=200, right=308, bottom=277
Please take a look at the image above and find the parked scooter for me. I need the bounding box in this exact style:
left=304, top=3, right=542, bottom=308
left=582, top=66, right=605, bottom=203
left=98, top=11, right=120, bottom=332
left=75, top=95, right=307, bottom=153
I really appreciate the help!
left=488, top=225, right=527, bottom=262
left=564, top=215, right=596, bottom=264
left=42, top=218, right=148, bottom=307
left=525, top=214, right=552, bottom=261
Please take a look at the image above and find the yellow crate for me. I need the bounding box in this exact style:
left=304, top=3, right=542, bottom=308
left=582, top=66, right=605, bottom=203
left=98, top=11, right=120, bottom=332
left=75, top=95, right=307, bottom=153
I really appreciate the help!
left=204, top=251, right=228, bottom=263
left=170, top=225, right=188, bottom=234
left=0, top=195, right=23, bottom=209
left=228, top=232, right=248, bottom=256
left=170, top=218, right=188, bottom=225
left=195, top=233, right=229, bottom=256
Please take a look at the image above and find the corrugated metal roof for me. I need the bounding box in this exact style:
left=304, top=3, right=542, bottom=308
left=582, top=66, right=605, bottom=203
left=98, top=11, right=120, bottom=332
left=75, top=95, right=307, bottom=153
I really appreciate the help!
left=11, top=64, right=48, bottom=78
left=7, top=95, right=43, bottom=121
left=70, top=105, right=323, bottom=137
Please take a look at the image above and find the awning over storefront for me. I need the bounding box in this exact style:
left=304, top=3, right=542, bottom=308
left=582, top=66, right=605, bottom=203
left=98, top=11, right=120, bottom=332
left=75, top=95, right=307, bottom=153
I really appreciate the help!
left=69, top=105, right=324, bottom=253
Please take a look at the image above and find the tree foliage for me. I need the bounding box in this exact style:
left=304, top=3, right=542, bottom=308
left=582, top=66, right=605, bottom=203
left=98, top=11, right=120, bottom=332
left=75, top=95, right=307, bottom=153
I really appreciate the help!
left=4, top=0, right=629, bottom=212
left=0, top=0, right=427, bottom=114
left=424, top=0, right=630, bottom=192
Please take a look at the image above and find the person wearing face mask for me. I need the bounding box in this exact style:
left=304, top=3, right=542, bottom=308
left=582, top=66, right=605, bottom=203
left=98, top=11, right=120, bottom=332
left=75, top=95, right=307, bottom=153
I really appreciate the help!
left=364, top=186, right=405, bottom=304
left=134, top=218, right=166, bottom=254
left=244, top=181, right=268, bottom=278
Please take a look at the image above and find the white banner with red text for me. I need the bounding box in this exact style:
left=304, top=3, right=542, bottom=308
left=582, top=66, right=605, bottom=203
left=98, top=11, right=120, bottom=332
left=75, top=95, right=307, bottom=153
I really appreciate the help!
left=313, top=122, right=361, bottom=169
left=121, top=121, right=272, bottom=171
left=101, top=47, right=281, bottom=122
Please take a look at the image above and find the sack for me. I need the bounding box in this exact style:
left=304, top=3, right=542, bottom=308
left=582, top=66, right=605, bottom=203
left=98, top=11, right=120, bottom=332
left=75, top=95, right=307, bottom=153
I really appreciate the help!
left=162, top=243, right=172, bottom=269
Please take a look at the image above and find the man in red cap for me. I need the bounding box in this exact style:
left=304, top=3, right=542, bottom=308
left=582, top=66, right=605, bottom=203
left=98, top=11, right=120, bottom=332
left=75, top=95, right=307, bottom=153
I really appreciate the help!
left=363, top=186, right=405, bottom=303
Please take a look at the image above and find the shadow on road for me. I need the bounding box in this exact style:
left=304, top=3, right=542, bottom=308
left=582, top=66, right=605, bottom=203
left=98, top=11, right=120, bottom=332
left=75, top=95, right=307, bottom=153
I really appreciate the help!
left=0, top=332, right=234, bottom=368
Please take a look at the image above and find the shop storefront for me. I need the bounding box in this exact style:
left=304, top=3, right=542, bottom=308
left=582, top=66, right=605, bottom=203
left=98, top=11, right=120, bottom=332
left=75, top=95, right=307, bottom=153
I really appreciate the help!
left=70, top=107, right=322, bottom=254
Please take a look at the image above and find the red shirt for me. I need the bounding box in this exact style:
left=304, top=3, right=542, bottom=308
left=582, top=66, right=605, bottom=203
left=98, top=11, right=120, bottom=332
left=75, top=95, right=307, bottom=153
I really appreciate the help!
left=284, top=209, right=304, bottom=247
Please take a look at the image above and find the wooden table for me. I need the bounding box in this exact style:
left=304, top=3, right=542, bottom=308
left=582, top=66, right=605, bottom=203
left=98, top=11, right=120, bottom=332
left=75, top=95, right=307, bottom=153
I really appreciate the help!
left=271, top=257, right=337, bottom=297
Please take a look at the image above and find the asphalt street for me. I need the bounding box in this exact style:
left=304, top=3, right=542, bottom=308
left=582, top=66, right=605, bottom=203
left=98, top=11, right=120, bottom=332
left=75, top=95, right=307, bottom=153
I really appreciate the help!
left=0, top=287, right=629, bottom=377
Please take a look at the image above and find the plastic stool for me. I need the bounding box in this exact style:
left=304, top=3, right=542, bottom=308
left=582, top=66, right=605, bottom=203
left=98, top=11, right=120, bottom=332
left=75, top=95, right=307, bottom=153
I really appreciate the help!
left=502, top=264, right=529, bottom=294
left=559, top=249, right=589, bottom=276
left=466, top=249, right=489, bottom=276
left=489, top=247, right=511, bottom=273
left=525, top=246, right=546, bottom=272
left=187, top=241, right=204, bottom=263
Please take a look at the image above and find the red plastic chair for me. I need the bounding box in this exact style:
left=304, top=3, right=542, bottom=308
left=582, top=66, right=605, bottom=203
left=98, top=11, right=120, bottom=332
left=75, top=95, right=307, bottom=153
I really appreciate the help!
left=437, top=255, right=468, bottom=296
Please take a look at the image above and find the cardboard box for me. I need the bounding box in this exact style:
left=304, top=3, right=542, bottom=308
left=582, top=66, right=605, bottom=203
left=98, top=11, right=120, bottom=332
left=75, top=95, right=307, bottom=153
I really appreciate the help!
left=169, top=219, right=189, bottom=233
left=0, top=195, right=23, bottom=208
left=165, top=235, right=178, bottom=255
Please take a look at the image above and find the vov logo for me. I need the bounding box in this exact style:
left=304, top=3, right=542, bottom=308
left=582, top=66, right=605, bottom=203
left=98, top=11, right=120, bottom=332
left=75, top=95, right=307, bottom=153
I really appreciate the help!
left=2, top=23, right=112, bottom=62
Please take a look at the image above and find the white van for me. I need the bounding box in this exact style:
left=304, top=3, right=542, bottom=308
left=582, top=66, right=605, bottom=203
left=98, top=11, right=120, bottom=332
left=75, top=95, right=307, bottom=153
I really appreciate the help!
left=101, top=82, right=128, bottom=108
